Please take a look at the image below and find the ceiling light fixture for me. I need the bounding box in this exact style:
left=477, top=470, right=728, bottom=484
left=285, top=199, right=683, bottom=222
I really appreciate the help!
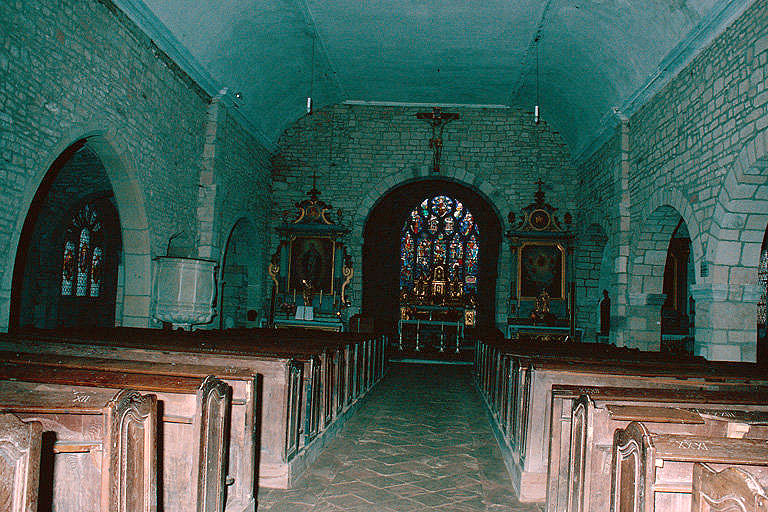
left=306, top=34, right=315, bottom=115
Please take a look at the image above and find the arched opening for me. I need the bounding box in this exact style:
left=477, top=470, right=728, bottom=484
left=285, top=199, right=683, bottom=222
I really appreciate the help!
left=628, top=204, right=696, bottom=352
left=220, top=218, right=257, bottom=328
left=758, top=226, right=768, bottom=366
left=362, top=179, right=502, bottom=332
left=660, top=220, right=695, bottom=354
left=9, top=142, right=122, bottom=329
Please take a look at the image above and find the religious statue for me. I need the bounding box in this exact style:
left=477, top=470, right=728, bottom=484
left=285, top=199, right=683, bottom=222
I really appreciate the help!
left=530, top=289, right=557, bottom=326
left=599, top=289, right=611, bottom=336
left=430, top=263, right=447, bottom=300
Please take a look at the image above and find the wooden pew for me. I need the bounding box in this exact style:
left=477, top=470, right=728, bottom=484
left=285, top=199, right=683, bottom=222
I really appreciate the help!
left=1, top=327, right=384, bottom=489
left=692, top=464, right=768, bottom=511
left=0, top=361, right=231, bottom=512
left=0, top=349, right=257, bottom=512
left=610, top=421, right=768, bottom=512
left=551, top=387, right=768, bottom=512
left=0, top=413, right=43, bottom=512
left=473, top=338, right=768, bottom=502
left=0, top=381, right=157, bottom=512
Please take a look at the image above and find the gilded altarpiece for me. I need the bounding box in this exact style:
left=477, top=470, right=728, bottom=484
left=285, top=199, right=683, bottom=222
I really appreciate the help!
left=507, top=181, right=579, bottom=342
left=268, top=186, right=352, bottom=331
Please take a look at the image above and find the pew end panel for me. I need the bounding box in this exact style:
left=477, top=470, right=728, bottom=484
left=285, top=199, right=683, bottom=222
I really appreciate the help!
left=692, top=463, right=768, bottom=512
left=0, top=414, right=43, bottom=512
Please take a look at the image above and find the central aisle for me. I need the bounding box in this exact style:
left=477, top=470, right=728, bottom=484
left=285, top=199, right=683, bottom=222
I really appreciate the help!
left=257, top=363, right=544, bottom=511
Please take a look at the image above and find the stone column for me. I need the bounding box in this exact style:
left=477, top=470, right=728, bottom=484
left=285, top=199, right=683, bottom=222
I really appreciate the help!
left=622, top=292, right=666, bottom=351
left=691, top=283, right=760, bottom=362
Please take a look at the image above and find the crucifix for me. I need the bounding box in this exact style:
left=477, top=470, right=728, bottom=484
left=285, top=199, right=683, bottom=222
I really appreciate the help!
left=416, top=107, right=460, bottom=174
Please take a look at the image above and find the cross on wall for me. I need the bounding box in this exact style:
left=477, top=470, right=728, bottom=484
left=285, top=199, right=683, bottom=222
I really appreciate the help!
left=415, top=107, right=460, bottom=175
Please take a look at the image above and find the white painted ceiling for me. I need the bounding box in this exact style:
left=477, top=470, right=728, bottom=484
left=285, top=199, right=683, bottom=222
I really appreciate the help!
left=130, top=0, right=749, bottom=155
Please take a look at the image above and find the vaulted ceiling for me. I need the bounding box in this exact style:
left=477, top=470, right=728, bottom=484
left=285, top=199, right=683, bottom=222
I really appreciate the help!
left=121, top=0, right=751, bottom=155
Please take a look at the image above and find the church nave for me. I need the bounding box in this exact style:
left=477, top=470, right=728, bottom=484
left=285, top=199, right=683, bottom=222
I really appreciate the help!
left=258, top=363, right=542, bottom=512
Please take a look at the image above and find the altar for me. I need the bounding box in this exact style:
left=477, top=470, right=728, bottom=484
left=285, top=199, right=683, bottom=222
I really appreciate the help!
left=266, top=178, right=354, bottom=332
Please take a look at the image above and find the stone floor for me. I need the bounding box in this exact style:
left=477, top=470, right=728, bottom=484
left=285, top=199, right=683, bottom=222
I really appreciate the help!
left=256, top=362, right=544, bottom=511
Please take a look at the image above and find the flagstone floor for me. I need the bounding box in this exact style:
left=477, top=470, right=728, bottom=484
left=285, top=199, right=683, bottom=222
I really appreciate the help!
left=256, top=362, right=544, bottom=511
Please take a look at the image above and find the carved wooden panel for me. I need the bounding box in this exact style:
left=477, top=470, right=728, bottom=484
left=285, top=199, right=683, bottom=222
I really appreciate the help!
left=195, top=376, right=232, bottom=512
left=567, top=400, right=588, bottom=512
left=284, top=360, right=302, bottom=461
left=103, top=389, right=158, bottom=512
left=692, top=464, right=768, bottom=511
left=0, top=414, right=42, bottom=512
left=610, top=422, right=647, bottom=512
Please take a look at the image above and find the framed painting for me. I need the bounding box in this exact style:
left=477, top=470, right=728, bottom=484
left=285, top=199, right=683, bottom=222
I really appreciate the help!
left=518, top=241, right=565, bottom=299
left=288, top=236, right=336, bottom=293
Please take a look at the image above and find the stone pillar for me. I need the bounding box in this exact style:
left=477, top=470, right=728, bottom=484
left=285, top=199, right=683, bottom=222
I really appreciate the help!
left=609, top=118, right=632, bottom=347
left=623, top=292, right=666, bottom=351
left=691, top=283, right=760, bottom=362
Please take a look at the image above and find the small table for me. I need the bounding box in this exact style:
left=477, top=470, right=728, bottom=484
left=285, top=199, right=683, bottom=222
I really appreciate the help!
left=398, top=319, right=464, bottom=353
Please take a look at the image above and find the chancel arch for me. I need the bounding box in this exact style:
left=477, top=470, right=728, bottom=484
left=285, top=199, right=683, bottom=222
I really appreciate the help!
left=362, top=179, right=502, bottom=333
left=6, top=133, right=151, bottom=330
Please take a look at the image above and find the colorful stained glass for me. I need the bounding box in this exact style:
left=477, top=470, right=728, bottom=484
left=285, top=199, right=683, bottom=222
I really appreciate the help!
left=444, top=216, right=454, bottom=233
left=427, top=215, right=439, bottom=234
left=399, top=194, right=480, bottom=295
left=61, top=203, right=103, bottom=298
left=61, top=240, right=75, bottom=295
left=461, top=212, right=475, bottom=236
left=759, top=244, right=768, bottom=326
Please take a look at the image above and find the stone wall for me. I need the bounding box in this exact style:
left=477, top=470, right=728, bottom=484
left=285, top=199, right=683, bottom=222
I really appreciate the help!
left=0, top=0, right=271, bottom=329
left=272, top=105, right=577, bottom=328
left=575, top=0, right=768, bottom=360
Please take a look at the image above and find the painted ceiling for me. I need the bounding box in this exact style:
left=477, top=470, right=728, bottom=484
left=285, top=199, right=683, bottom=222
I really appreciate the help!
left=123, top=0, right=750, bottom=155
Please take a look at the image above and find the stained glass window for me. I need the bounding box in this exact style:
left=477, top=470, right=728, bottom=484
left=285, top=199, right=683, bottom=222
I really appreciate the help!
left=61, top=203, right=103, bottom=298
left=758, top=244, right=768, bottom=327
left=400, top=195, right=480, bottom=294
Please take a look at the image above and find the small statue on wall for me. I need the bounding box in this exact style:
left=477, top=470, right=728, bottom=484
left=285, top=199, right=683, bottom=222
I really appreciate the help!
left=599, top=289, right=611, bottom=337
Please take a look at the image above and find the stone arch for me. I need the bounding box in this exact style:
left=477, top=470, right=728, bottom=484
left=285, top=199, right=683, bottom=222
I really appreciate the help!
left=697, top=134, right=768, bottom=362
left=626, top=193, right=699, bottom=351
left=2, top=124, right=151, bottom=330
left=360, top=177, right=504, bottom=331
left=218, top=216, right=259, bottom=328
left=707, top=133, right=768, bottom=285
left=351, top=168, right=505, bottom=241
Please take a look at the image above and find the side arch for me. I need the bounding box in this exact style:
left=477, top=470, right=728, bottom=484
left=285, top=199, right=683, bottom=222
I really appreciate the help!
left=2, top=124, right=152, bottom=330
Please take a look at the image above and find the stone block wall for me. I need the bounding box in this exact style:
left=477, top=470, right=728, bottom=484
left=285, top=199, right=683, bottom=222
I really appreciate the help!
left=272, top=104, right=577, bottom=328
left=575, top=0, right=768, bottom=360
left=0, top=0, right=271, bottom=329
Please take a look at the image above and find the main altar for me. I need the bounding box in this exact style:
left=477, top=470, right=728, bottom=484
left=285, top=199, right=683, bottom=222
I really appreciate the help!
left=397, top=194, right=479, bottom=352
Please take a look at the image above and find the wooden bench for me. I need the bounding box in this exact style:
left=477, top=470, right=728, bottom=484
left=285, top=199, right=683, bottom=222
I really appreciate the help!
left=0, top=348, right=257, bottom=512
left=692, top=464, right=768, bottom=511
left=0, top=381, right=157, bottom=512
left=610, top=421, right=768, bottom=511
left=0, top=413, right=43, bottom=512
left=2, top=327, right=385, bottom=489
left=0, top=361, right=231, bottom=512
left=473, top=338, right=768, bottom=502
left=552, top=388, right=768, bottom=512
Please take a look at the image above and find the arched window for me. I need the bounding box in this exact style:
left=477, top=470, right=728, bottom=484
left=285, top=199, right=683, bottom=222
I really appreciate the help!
left=400, top=195, right=480, bottom=294
left=61, top=203, right=103, bottom=298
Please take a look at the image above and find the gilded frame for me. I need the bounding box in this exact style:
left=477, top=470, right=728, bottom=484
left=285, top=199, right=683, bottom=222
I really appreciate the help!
left=517, top=241, right=566, bottom=299
left=287, top=235, right=337, bottom=294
